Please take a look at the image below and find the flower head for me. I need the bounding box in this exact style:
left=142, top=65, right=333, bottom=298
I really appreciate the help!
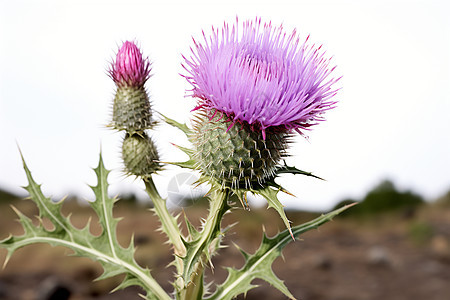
left=183, top=18, right=340, bottom=137
left=110, top=41, right=151, bottom=87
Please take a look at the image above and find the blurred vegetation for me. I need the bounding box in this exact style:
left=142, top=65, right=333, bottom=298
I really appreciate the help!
left=436, top=190, right=450, bottom=207
left=333, top=179, right=425, bottom=218
left=1, top=179, right=443, bottom=219
left=408, top=221, right=434, bottom=245
left=0, top=187, right=21, bottom=203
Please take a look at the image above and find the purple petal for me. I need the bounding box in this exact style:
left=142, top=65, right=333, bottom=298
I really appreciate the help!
left=182, top=18, right=340, bottom=134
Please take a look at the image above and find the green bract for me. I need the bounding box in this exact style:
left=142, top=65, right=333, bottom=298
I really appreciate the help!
left=122, top=132, right=161, bottom=178
left=110, top=85, right=154, bottom=133
left=193, top=113, right=288, bottom=190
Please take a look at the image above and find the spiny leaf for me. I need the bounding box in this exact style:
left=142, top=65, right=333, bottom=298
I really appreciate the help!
left=20, top=154, right=74, bottom=240
left=160, top=113, right=192, bottom=136
left=0, top=153, right=171, bottom=300
left=258, top=186, right=294, bottom=239
left=207, top=204, right=355, bottom=300
left=171, top=144, right=195, bottom=157
left=274, top=162, right=325, bottom=181
left=183, top=210, right=200, bottom=241
left=160, top=115, right=196, bottom=171
left=167, top=159, right=197, bottom=170
left=162, top=144, right=195, bottom=170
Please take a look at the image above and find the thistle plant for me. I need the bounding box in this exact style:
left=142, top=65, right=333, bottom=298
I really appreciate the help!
left=1, top=19, right=351, bottom=300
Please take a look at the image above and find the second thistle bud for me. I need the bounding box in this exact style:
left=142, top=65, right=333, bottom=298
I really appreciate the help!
left=109, top=41, right=153, bottom=133
left=122, top=133, right=161, bottom=178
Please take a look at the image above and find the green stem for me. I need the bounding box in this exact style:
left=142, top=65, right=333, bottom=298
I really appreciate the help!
left=182, top=262, right=204, bottom=300
left=180, top=188, right=230, bottom=300
left=144, top=178, right=186, bottom=271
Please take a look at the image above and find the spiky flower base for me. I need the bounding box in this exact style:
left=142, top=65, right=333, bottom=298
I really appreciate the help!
left=192, top=113, right=288, bottom=189
left=111, top=86, right=153, bottom=133
left=122, top=132, right=160, bottom=178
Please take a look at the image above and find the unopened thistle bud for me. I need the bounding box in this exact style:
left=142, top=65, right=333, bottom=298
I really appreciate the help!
left=122, top=133, right=161, bottom=178
left=183, top=18, right=340, bottom=190
left=109, top=41, right=153, bottom=133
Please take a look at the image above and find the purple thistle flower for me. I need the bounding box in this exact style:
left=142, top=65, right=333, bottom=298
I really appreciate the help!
left=182, top=18, right=340, bottom=138
left=110, top=41, right=151, bottom=87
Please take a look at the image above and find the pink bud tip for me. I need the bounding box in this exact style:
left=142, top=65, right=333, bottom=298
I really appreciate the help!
left=110, top=41, right=151, bottom=87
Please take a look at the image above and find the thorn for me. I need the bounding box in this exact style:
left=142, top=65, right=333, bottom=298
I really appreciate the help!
left=2, top=250, right=12, bottom=269
left=280, top=187, right=295, bottom=197
left=345, top=202, right=359, bottom=209
left=243, top=193, right=250, bottom=210
left=10, top=205, right=22, bottom=218
left=289, top=227, right=295, bottom=241
left=208, top=259, right=215, bottom=272
left=235, top=192, right=248, bottom=210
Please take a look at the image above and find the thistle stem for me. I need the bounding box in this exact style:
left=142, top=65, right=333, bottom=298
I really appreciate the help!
left=181, top=262, right=204, bottom=300
left=198, top=189, right=230, bottom=252
left=180, top=188, right=230, bottom=299
left=144, top=177, right=186, bottom=266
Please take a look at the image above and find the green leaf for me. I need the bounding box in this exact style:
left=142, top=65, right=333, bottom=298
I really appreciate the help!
left=160, top=113, right=192, bottom=136
left=168, top=159, right=197, bottom=170
left=207, top=204, right=355, bottom=300
left=274, top=162, right=324, bottom=181
left=0, top=153, right=171, bottom=300
left=183, top=211, right=200, bottom=241
left=159, top=114, right=197, bottom=171
left=258, top=186, right=294, bottom=239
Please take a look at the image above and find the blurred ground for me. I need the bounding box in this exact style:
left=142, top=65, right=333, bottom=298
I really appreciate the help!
left=0, top=194, right=449, bottom=300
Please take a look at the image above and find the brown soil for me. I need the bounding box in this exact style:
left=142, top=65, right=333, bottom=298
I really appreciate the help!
left=0, top=199, right=449, bottom=300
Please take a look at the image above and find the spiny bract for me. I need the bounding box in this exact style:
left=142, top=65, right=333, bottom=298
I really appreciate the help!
left=111, top=85, right=153, bottom=133
left=192, top=113, right=289, bottom=189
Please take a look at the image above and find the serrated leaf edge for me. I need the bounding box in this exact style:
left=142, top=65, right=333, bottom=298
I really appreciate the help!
left=1, top=152, right=172, bottom=300
left=208, top=204, right=355, bottom=300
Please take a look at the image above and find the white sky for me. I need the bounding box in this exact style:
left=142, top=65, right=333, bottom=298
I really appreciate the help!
left=1, top=0, right=449, bottom=211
